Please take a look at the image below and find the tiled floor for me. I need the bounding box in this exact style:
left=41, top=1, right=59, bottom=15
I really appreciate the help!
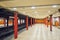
left=5, top=24, right=60, bottom=40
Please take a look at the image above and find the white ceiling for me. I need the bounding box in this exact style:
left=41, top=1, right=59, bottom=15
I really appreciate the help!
left=0, top=0, right=60, bottom=19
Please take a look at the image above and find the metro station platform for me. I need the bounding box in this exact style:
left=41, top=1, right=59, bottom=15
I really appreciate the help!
left=0, top=0, right=60, bottom=40
left=4, top=24, right=60, bottom=40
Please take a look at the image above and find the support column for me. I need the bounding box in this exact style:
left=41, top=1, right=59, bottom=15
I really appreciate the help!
left=44, top=18, right=46, bottom=25
left=30, top=18, right=32, bottom=27
left=35, top=19, right=36, bottom=23
left=33, top=18, right=34, bottom=24
left=34, top=19, right=35, bottom=24
left=32, top=18, right=33, bottom=24
left=32, top=19, right=34, bottom=24
left=26, top=16, right=28, bottom=30
left=59, top=16, right=60, bottom=26
left=50, top=15, right=52, bottom=31
left=14, top=12, right=18, bottom=39
left=46, top=17, right=48, bottom=27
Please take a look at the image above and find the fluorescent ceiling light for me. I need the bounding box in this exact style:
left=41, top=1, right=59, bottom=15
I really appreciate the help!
left=31, top=6, right=36, bottom=9
left=12, top=8, right=17, bottom=11
left=52, top=5, right=57, bottom=8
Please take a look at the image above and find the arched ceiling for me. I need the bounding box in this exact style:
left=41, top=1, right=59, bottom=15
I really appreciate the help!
left=0, top=0, right=60, bottom=19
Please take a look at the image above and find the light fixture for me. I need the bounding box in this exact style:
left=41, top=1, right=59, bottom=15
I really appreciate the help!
left=31, top=6, right=36, bottom=9
left=12, top=8, right=17, bottom=11
left=52, top=5, right=57, bottom=8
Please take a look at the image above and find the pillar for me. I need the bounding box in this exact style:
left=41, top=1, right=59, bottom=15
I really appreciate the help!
left=50, top=15, right=52, bottom=31
left=26, top=16, right=28, bottom=30
left=30, top=18, right=32, bottom=27
left=33, top=18, right=34, bottom=24
left=46, top=17, right=48, bottom=27
left=14, top=12, right=18, bottom=39
left=34, top=19, right=35, bottom=24
left=59, top=16, right=60, bottom=26
left=32, top=19, right=34, bottom=24
left=44, top=18, right=46, bottom=25
left=35, top=19, right=36, bottom=23
left=32, top=18, right=33, bottom=24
